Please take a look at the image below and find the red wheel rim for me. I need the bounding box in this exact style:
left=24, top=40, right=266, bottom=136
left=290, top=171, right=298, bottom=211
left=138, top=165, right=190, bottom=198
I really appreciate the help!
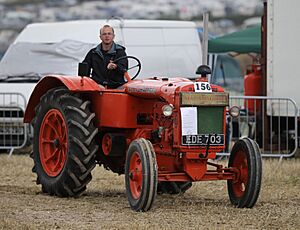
left=102, top=134, right=112, bottom=156
left=129, top=152, right=143, bottom=199
left=39, top=109, right=68, bottom=177
left=232, top=151, right=248, bottom=198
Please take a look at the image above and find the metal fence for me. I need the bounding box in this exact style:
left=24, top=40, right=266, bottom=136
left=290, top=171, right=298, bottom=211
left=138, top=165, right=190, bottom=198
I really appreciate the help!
left=218, top=96, right=299, bottom=158
left=0, top=93, right=28, bottom=156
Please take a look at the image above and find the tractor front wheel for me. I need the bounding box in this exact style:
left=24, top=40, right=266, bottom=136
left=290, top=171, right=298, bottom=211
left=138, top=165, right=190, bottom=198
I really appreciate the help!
left=32, top=87, right=98, bottom=197
left=125, top=138, right=158, bottom=212
left=227, top=137, right=262, bottom=208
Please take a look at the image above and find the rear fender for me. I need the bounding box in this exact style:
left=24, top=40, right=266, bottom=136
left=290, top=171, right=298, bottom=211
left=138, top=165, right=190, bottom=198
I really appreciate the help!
left=24, top=75, right=104, bottom=123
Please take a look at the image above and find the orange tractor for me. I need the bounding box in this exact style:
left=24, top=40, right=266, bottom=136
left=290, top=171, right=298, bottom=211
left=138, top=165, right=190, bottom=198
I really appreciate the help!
left=24, top=56, right=262, bottom=211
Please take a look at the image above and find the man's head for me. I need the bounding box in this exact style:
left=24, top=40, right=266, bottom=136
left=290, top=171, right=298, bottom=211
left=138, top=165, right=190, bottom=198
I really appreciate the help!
left=99, top=25, right=115, bottom=46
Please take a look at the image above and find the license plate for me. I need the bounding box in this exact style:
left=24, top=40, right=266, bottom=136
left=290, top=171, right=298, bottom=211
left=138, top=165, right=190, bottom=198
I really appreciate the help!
left=182, top=134, right=224, bottom=146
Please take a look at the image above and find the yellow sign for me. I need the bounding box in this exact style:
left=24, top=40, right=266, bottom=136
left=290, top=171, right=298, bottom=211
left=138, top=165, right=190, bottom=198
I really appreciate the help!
left=180, top=92, right=229, bottom=106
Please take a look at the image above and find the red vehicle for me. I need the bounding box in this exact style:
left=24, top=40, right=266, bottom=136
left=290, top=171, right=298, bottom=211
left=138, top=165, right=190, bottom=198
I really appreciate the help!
left=24, top=56, right=262, bottom=211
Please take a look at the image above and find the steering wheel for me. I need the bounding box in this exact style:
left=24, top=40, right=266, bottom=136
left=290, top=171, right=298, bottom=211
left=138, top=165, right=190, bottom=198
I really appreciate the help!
left=113, top=56, right=141, bottom=80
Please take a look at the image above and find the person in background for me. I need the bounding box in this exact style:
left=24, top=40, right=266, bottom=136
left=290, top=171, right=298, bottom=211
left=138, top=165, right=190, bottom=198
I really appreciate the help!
left=82, top=25, right=128, bottom=88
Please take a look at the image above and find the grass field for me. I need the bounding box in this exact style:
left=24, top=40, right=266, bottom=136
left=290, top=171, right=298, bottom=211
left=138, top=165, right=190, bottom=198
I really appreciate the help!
left=0, top=153, right=299, bottom=229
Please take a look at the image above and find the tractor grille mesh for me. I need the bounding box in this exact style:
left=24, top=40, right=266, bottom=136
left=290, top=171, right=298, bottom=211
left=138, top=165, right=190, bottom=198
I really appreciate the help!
left=180, top=92, right=226, bottom=134
left=197, top=107, right=224, bottom=133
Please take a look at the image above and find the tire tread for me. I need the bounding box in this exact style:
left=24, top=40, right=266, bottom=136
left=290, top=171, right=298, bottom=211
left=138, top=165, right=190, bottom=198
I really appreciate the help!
left=32, top=87, right=98, bottom=197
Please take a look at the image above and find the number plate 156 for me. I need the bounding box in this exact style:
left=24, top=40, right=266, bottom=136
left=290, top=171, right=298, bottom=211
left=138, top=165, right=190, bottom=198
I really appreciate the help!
left=194, top=82, right=212, bottom=93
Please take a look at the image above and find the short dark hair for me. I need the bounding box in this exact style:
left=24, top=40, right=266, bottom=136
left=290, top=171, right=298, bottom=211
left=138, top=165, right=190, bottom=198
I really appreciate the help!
left=100, top=25, right=114, bottom=35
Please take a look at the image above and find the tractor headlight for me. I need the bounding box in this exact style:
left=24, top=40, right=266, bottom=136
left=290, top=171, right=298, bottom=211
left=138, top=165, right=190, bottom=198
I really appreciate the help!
left=162, top=104, right=174, bottom=117
left=229, top=106, right=240, bottom=118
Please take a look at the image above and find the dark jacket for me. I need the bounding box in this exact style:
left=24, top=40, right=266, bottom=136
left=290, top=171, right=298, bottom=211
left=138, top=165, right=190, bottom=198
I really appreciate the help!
left=83, top=42, right=128, bottom=88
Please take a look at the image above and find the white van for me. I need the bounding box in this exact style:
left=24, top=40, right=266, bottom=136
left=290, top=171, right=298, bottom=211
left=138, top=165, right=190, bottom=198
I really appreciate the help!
left=0, top=19, right=202, bottom=101
left=1, top=19, right=202, bottom=79
left=0, top=19, right=202, bottom=151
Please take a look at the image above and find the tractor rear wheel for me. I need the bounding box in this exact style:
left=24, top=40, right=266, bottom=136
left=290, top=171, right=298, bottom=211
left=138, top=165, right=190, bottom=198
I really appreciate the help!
left=227, top=137, right=262, bottom=208
left=32, top=87, right=98, bottom=197
left=157, top=181, right=192, bottom=195
left=125, top=138, right=158, bottom=212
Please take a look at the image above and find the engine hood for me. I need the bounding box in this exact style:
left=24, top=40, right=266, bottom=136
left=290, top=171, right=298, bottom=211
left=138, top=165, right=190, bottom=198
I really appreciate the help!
left=124, top=77, right=194, bottom=103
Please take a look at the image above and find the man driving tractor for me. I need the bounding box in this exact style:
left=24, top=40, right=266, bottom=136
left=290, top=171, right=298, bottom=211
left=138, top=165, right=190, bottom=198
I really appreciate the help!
left=24, top=23, right=262, bottom=212
left=83, top=25, right=128, bottom=88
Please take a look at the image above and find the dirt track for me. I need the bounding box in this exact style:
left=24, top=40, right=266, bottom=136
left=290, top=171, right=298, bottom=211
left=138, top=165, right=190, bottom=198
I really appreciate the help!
left=0, top=154, right=299, bottom=229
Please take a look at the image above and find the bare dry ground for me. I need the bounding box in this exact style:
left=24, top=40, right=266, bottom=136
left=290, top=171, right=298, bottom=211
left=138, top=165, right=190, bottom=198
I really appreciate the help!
left=0, top=153, right=299, bottom=230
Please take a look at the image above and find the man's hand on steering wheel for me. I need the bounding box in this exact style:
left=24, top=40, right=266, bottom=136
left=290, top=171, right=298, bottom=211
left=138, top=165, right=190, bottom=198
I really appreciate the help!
left=107, top=60, right=118, bottom=70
